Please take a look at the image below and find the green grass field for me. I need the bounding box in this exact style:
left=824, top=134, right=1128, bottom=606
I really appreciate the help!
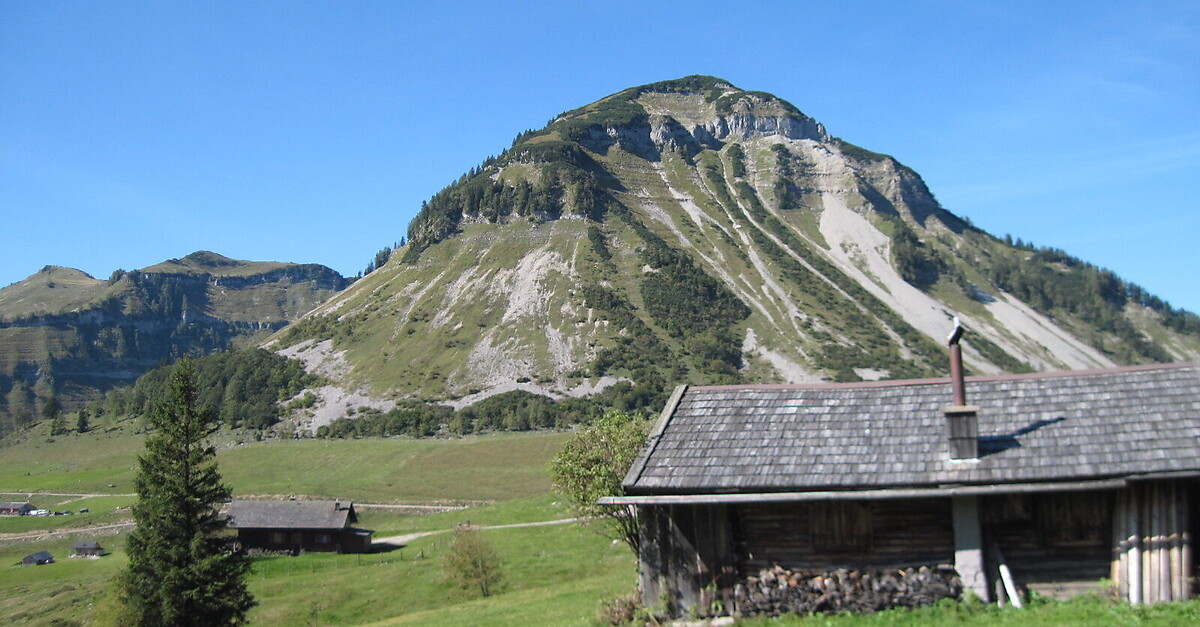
left=741, top=594, right=1200, bottom=626
left=0, top=426, right=637, bottom=626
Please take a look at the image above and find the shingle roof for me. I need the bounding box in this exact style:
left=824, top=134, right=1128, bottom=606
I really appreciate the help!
left=227, top=500, right=354, bottom=529
left=623, top=363, right=1200, bottom=495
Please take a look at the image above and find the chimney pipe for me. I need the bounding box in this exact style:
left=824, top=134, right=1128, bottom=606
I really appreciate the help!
left=948, top=317, right=967, bottom=406
left=944, top=317, right=979, bottom=460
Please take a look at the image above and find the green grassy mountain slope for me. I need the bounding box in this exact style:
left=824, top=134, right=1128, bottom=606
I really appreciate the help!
left=274, top=76, right=1199, bottom=421
left=0, top=251, right=347, bottom=433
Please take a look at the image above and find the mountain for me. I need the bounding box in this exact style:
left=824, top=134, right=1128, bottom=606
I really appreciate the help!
left=0, top=251, right=347, bottom=431
left=265, top=75, right=1194, bottom=420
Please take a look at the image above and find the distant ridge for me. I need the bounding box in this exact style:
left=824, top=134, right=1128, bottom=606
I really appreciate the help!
left=0, top=252, right=347, bottom=432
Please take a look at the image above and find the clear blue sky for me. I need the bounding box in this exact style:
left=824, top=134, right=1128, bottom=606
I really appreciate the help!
left=3, top=2, right=1197, bottom=313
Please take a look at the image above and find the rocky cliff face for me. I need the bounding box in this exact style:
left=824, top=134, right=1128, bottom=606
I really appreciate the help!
left=0, top=252, right=347, bottom=430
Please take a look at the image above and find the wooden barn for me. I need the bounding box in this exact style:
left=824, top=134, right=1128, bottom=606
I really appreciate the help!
left=227, top=500, right=373, bottom=554
left=0, top=502, right=34, bottom=516
left=603, top=359, right=1200, bottom=617
left=70, top=541, right=104, bottom=557
left=22, top=551, right=54, bottom=566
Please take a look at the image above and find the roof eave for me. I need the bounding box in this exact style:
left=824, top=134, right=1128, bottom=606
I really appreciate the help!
left=603, top=470, right=1200, bottom=505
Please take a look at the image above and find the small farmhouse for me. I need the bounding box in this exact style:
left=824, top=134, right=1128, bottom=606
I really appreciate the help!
left=22, top=551, right=54, bottom=566
left=71, top=541, right=104, bottom=557
left=0, top=502, right=35, bottom=516
left=227, top=500, right=373, bottom=554
left=604, top=360, right=1200, bottom=617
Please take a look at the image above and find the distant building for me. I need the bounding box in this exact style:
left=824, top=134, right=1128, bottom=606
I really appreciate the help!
left=227, top=500, right=373, bottom=554
left=0, top=502, right=35, bottom=516
left=71, top=541, right=105, bottom=557
left=22, top=551, right=54, bottom=566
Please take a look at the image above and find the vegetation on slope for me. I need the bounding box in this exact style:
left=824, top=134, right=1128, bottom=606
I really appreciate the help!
left=85, top=348, right=319, bottom=432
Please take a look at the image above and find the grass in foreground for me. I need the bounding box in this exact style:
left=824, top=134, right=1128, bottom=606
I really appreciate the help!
left=741, top=594, right=1200, bottom=626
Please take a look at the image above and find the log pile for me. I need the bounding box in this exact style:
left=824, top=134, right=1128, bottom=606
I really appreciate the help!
left=733, top=564, right=962, bottom=617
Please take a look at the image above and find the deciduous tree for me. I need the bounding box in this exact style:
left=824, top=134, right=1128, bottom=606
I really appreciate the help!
left=442, top=525, right=503, bottom=597
left=549, top=410, right=648, bottom=554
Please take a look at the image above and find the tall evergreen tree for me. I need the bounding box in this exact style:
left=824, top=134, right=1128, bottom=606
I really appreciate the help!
left=43, top=396, right=65, bottom=435
left=119, top=360, right=254, bottom=625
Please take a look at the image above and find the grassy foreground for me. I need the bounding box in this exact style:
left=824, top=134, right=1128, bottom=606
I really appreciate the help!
left=745, top=594, right=1200, bottom=625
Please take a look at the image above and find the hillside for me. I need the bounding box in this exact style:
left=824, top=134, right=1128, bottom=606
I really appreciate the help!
left=0, top=251, right=347, bottom=433
left=271, top=76, right=1200, bottom=423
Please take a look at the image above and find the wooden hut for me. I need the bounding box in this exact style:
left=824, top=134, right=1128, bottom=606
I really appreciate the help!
left=227, top=500, right=373, bottom=554
left=603, top=362, right=1200, bottom=617
left=22, top=551, right=54, bottom=566
left=71, top=541, right=104, bottom=557
left=0, top=502, right=34, bottom=516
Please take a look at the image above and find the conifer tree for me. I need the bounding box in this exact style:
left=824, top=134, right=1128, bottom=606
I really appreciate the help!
left=119, top=360, right=254, bottom=625
left=76, top=407, right=90, bottom=433
left=44, top=396, right=66, bottom=435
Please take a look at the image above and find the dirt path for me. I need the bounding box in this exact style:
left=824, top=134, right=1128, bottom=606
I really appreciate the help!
left=1, top=491, right=136, bottom=498
left=0, top=521, right=135, bottom=543
left=373, top=517, right=583, bottom=546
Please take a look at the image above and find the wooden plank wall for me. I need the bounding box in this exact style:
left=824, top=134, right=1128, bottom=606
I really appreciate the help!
left=636, top=504, right=737, bottom=614
left=735, top=499, right=954, bottom=572
left=984, top=491, right=1114, bottom=584
left=1113, top=481, right=1193, bottom=603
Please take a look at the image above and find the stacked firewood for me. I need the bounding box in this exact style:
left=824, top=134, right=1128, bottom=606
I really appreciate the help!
left=733, top=564, right=962, bottom=617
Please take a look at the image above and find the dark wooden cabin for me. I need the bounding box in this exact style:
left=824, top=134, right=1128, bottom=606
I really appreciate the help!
left=604, top=362, right=1200, bottom=617
left=70, top=541, right=104, bottom=557
left=22, top=551, right=54, bottom=566
left=0, top=502, right=34, bottom=516
left=228, top=500, right=373, bottom=554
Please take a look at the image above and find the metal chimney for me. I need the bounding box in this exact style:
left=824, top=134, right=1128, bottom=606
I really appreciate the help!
left=945, top=317, right=979, bottom=460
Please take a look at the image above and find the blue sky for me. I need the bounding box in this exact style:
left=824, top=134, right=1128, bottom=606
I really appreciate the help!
left=2, top=1, right=1197, bottom=313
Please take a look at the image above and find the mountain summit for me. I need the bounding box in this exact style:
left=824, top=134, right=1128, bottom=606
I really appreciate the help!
left=277, top=75, right=1198, bottom=417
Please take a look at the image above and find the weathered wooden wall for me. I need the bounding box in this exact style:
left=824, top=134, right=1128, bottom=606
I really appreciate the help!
left=638, top=499, right=956, bottom=615
left=236, top=527, right=370, bottom=554
left=1113, top=480, right=1194, bottom=603
left=636, top=483, right=1197, bottom=616
left=736, top=499, right=954, bottom=572
left=983, top=490, right=1115, bottom=586
left=637, top=504, right=736, bottom=612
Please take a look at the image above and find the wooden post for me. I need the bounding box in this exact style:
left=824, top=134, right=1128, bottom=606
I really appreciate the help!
left=1183, top=484, right=1193, bottom=602
left=1128, top=489, right=1143, bottom=605
left=1157, top=483, right=1169, bottom=602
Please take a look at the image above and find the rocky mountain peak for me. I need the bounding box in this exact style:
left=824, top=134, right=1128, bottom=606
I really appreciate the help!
left=547, top=76, right=828, bottom=158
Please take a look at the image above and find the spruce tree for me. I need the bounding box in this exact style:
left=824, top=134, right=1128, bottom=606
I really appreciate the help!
left=76, top=407, right=89, bottom=433
left=120, top=360, right=254, bottom=625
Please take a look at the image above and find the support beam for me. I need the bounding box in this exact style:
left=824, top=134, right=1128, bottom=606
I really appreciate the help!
left=952, top=495, right=989, bottom=601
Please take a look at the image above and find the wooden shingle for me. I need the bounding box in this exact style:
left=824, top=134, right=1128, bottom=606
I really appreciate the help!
left=624, top=363, right=1200, bottom=496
